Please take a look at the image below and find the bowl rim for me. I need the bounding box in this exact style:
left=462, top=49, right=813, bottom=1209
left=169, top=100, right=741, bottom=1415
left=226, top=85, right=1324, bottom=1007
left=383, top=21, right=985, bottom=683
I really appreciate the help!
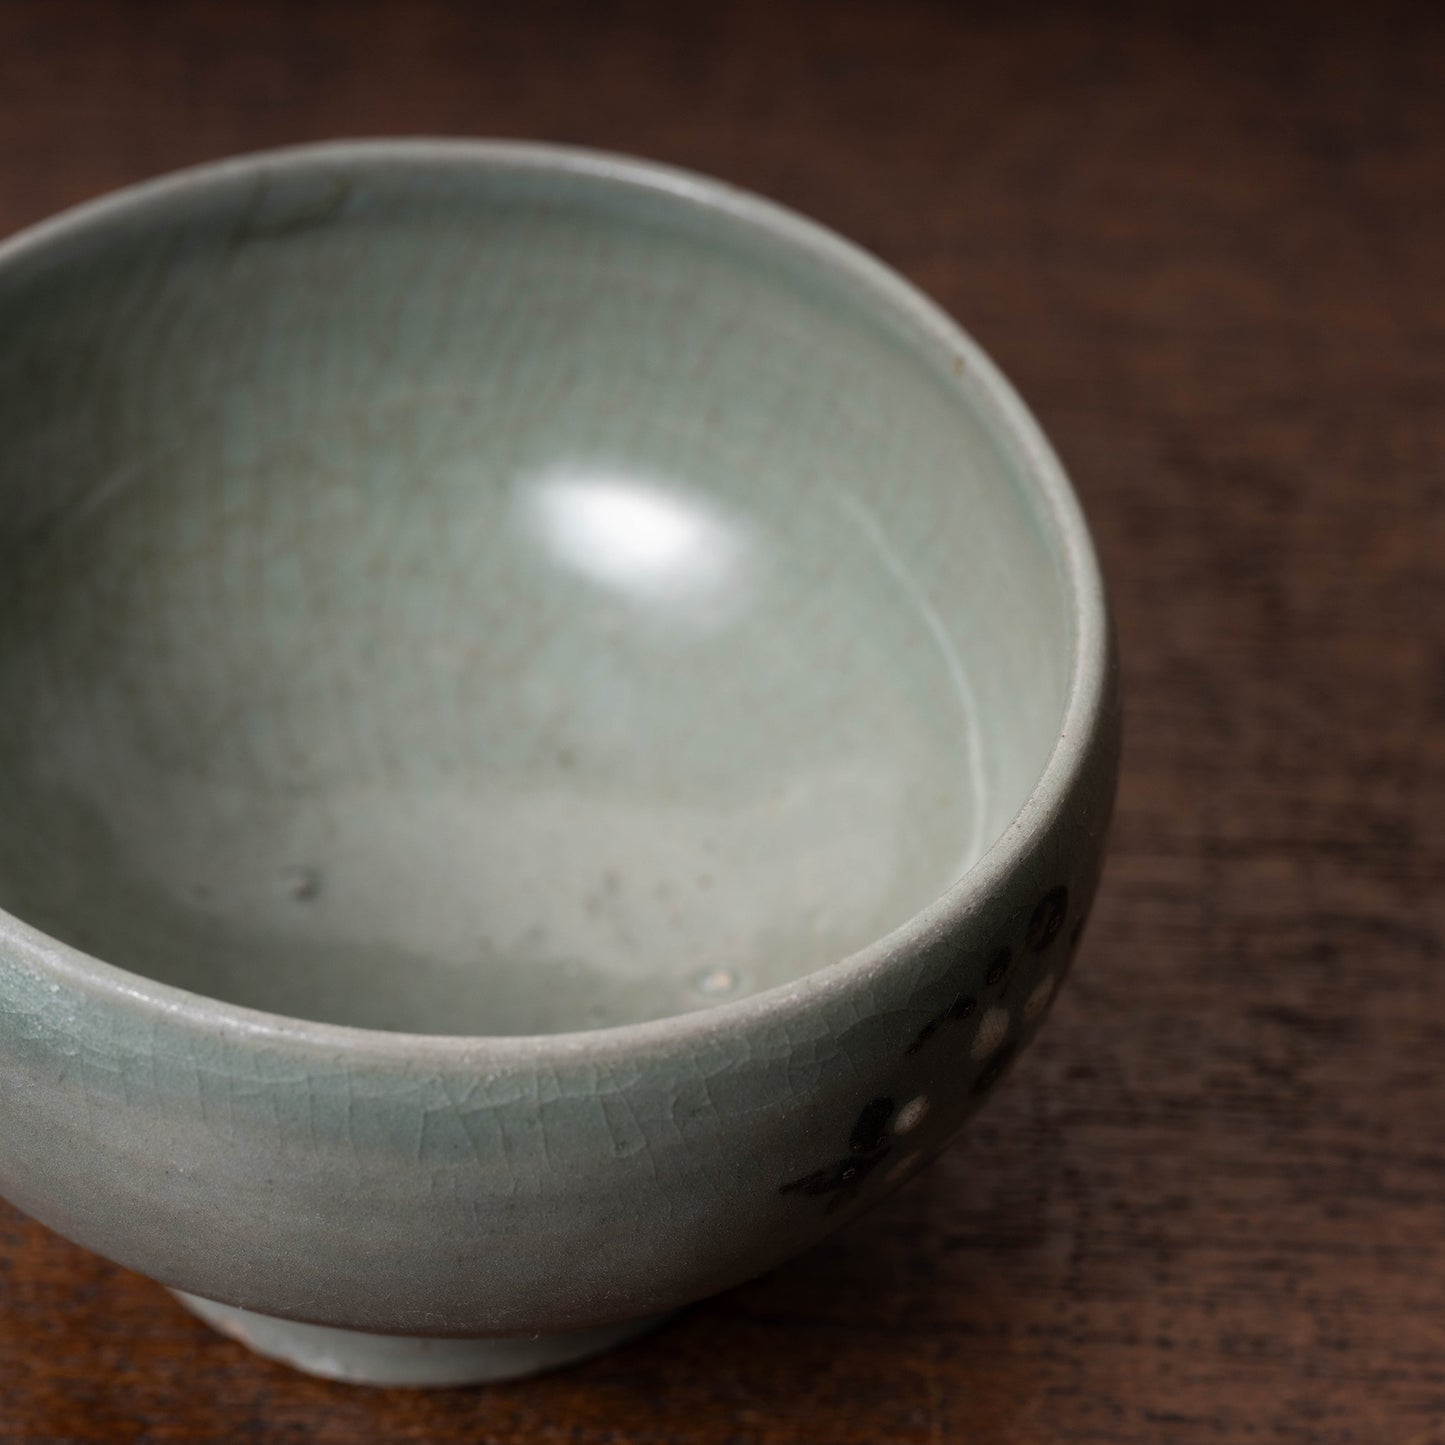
left=0, top=137, right=1112, bottom=1063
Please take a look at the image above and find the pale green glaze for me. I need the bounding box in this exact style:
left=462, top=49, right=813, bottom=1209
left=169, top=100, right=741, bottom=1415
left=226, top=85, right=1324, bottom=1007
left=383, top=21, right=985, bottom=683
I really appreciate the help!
left=0, top=141, right=1118, bottom=1384
left=174, top=1291, right=666, bottom=1386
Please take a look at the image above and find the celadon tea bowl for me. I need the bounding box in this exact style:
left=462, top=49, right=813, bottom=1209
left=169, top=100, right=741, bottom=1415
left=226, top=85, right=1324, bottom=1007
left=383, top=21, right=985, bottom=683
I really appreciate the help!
left=0, top=141, right=1119, bottom=1386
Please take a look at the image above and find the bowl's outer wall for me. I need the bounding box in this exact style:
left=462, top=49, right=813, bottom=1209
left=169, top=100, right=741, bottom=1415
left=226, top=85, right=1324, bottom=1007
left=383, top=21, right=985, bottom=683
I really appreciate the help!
left=0, top=651, right=1117, bottom=1337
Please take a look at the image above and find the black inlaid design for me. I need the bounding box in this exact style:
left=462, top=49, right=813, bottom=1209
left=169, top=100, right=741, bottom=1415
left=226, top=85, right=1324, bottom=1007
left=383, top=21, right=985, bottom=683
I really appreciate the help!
left=1026, top=885, right=1069, bottom=952
left=949, top=992, right=978, bottom=1021
left=972, top=1041, right=1018, bottom=1096
left=907, top=990, right=976, bottom=1054
left=780, top=1095, right=896, bottom=1212
left=984, top=946, right=1012, bottom=986
left=902, top=884, right=1072, bottom=1062
left=849, top=1096, right=895, bottom=1154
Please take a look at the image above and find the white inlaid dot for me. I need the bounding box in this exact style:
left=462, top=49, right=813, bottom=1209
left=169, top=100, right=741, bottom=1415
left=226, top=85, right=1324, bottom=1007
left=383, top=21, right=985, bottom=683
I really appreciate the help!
left=971, top=1006, right=1011, bottom=1061
left=1024, top=972, right=1058, bottom=1023
left=885, top=1151, right=921, bottom=1183
left=893, top=1095, right=929, bottom=1134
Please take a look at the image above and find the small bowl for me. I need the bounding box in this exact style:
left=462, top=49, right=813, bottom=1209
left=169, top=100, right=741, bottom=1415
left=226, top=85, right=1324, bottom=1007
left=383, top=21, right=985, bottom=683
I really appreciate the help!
left=0, top=141, right=1118, bottom=1386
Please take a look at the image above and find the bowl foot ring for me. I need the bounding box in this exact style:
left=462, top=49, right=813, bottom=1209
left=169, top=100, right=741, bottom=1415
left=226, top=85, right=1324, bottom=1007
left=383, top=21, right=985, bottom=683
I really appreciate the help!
left=172, top=1290, right=670, bottom=1387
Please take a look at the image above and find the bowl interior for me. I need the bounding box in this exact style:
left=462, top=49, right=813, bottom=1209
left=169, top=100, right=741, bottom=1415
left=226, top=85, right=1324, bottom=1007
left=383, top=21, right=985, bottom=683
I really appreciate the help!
left=0, top=150, right=1075, bottom=1035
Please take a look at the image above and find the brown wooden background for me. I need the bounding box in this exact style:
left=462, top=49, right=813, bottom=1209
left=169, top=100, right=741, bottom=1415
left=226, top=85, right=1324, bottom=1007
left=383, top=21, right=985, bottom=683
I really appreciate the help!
left=2, top=2, right=1443, bottom=1440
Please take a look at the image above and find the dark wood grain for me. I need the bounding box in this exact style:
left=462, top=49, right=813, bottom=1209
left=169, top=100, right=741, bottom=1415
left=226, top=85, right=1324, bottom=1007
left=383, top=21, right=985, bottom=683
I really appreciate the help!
left=2, top=2, right=1443, bottom=1440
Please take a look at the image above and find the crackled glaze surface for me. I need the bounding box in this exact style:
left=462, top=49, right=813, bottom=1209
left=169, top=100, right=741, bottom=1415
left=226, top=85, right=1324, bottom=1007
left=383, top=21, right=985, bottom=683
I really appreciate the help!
left=0, top=142, right=1117, bottom=1380
left=0, top=150, right=1079, bottom=1037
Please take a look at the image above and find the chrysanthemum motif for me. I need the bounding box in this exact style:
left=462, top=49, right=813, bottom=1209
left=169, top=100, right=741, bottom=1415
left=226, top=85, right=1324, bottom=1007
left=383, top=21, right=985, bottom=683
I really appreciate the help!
left=906, top=885, right=1070, bottom=1058
left=1026, top=885, right=1070, bottom=952
left=779, top=1096, right=896, bottom=1213
left=781, top=884, right=1077, bottom=1211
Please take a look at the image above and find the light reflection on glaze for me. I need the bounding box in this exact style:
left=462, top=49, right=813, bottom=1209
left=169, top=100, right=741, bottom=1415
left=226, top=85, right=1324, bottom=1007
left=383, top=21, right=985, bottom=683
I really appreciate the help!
left=525, top=468, right=750, bottom=620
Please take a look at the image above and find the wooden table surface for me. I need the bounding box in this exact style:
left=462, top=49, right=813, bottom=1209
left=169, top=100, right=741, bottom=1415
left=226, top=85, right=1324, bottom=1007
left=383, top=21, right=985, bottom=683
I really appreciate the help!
left=2, top=2, right=1443, bottom=1440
